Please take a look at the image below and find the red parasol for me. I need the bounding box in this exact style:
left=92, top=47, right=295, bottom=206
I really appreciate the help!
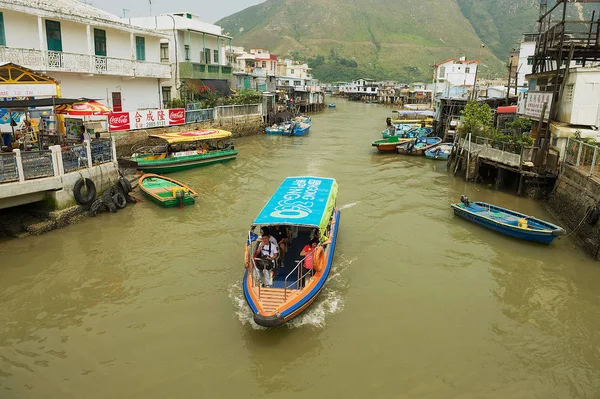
left=54, top=100, right=112, bottom=116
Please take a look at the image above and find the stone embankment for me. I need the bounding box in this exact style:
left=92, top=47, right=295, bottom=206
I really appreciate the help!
left=547, top=164, right=600, bottom=259
left=114, top=116, right=264, bottom=157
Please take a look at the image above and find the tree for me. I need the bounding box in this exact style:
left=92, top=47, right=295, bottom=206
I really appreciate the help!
left=458, top=101, right=493, bottom=137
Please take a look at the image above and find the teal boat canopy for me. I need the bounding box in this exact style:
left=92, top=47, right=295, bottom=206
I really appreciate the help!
left=253, top=176, right=338, bottom=232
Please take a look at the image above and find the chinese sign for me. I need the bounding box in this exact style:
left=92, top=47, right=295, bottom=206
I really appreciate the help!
left=520, top=91, right=553, bottom=122
left=108, top=108, right=185, bottom=132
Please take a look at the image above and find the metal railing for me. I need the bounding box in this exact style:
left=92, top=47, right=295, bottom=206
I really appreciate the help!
left=90, top=139, right=113, bottom=165
left=0, top=153, right=19, bottom=183
left=21, top=150, right=54, bottom=180
left=62, top=145, right=89, bottom=173
left=564, top=137, right=600, bottom=177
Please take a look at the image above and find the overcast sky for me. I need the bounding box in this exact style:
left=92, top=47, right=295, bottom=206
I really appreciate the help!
left=87, top=0, right=264, bottom=23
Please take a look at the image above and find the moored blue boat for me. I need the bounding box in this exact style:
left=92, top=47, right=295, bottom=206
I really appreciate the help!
left=265, top=121, right=312, bottom=136
left=451, top=197, right=565, bottom=245
left=243, top=176, right=340, bottom=327
left=425, top=143, right=453, bottom=160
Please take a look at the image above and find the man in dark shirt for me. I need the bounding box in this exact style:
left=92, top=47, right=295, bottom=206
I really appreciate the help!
left=271, top=225, right=288, bottom=265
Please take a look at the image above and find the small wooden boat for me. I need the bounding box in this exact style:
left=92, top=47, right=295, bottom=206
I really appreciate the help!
left=451, top=196, right=565, bottom=245
left=425, top=143, right=453, bottom=160
left=265, top=121, right=312, bottom=136
left=138, top=174, right=198, bottom=208
left=129, top=130, right=237, bottom=174
left=328, top=103, right=337, bottom=108
left=243, top=176, right=340, bottom=327
left=382, top=126, right=433, bottom=139
left=396, top=137, right=442, bottom=155
left=372, top=136, right=412, bottom=152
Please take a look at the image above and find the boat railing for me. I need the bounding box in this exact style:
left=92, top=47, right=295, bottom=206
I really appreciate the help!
left=283, top=247, right=321, bottom=300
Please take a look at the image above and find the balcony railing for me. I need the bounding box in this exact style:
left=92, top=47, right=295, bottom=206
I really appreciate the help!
left=0, top=47, right=172, bottom=79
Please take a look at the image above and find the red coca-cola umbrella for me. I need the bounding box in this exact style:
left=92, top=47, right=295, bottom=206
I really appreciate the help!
left=54, top=100, right=112, bottom=116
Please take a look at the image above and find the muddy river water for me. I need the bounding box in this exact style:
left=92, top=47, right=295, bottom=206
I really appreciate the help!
left=1, top=98, right=599, bottom=398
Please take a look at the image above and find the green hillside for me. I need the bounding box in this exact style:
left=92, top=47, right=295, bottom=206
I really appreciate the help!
left=216, top=0, right=547, bottom=82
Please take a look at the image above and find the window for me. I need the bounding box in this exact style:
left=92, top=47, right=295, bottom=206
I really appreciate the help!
left=438, top=66, right=445, bottom=78
left=204, top=49, right=211, bottom=64
left=45, top=20, right=62, bottom=52
left=135, top=36, right=145, bottom=61
left=213, top=49, right=219, bottom=64
left=94, top=29, right=106, bottom=56
left=184, top=45, right=190, bottom=61
left=0, top=12, right=5, bottom=46
left=160, top=43, right=169, bottom=63
left=161, top=86, right=172, bottom=105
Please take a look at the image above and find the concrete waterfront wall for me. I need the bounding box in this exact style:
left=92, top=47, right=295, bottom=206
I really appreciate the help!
left=547, top=164, right=600, bottom=259
left=114, top=115, right=265, bottom=157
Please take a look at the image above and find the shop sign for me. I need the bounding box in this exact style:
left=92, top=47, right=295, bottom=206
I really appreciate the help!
left=0, top=84, right=57, bottom=98
left=519, top=91, right=553, bottom=122
left=108, top=108, right=185, bottom=132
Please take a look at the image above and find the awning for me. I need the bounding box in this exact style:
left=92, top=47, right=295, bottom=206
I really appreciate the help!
left=0, top=98, right=85, bottom=109
left=149, top=129, right=233, bottom=144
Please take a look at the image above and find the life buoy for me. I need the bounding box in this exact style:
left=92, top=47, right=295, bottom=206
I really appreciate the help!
left=313, top=246, right=325, bottom=272
left=244, top=244, right=251, bottom=269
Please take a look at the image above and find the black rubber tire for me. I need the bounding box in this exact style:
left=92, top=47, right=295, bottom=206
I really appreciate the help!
left=106, top=201, right=117, bottom=213
left=89, top=198, right=105, bottom=217
left=73, top=178, right=96, bottom=205
left=118, top=177, right=132, bottom=194
left=102, top=190, right=115, bottom=206
left=112, top=193, right=127, bottom=209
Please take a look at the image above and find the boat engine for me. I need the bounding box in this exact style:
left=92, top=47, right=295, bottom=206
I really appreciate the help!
left=460, top=195, right=470, bottom=207
left=176, top=189, right=185, bottom=209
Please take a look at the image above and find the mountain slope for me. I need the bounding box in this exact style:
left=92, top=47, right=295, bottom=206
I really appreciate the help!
left=217, top=0, right=524, bottom=82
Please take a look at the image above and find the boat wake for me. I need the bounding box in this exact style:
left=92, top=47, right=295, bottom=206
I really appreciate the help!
left=230, top=255, right=355, bottom=329
left=341, top=201, right=360, bottom=210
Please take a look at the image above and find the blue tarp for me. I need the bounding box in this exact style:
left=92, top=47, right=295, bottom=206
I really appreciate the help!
left=253, top=176, right=337, bottom=229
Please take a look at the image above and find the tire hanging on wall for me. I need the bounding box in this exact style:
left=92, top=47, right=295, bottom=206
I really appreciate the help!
left=73, top=178, right=97, bottom=205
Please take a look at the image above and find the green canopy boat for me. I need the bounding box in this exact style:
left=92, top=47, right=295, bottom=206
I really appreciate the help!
left=138, top=174, right=198, bottom=208
left=129, top=129, right=238, bottom=174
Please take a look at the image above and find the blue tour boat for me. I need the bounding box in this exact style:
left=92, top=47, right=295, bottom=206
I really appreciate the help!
left=243, top=176, right=340, bottom=327
left=451, top=196, right=565, bottom=245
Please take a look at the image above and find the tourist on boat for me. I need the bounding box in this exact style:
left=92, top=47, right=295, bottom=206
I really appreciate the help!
left=254, top=234, right=279, bottom=287
left=300, top=238, right=319, bottom=288
left=271, top=225, right=289, bottom=265
left=259, top=226, right=278, bottom=247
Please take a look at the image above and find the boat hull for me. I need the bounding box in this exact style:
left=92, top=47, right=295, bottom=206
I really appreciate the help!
left=451, top=202, right=564, bottom=245
left=244, top=209, right=341, bottom=328
left=133, top=150, right=238, bottom=174
left=139, top=174, right=198, bottom=208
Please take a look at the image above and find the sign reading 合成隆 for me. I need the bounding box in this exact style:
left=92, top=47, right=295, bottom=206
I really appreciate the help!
left=108, top=108, right=186, bottom=132
left=520, top=91, right=553, bottom=122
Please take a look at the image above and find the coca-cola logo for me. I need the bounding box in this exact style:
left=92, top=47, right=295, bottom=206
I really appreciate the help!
left=169, top=110, right=184, bottom=120
left=109, top=114, right=129, bottom=125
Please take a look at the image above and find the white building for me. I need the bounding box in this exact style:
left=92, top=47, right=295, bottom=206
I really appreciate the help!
left=516, top=33, right=537, bottom=87
left=344, top=78, right=379, bottom=95
left=0, top=0, right=172, bottom=111
left=127, top=13, right=232, bottom=101
left=435, top=57, right=479, bottom=95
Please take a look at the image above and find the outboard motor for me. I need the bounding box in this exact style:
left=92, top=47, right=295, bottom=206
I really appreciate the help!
left=460, top=195, right=470, bottom=207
